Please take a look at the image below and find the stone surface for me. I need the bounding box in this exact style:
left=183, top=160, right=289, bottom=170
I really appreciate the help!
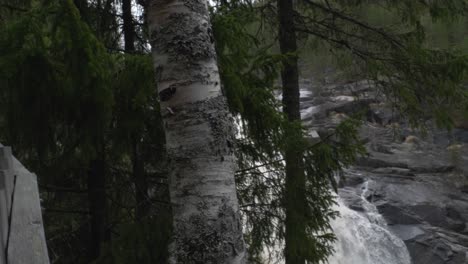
left=0, top=146, right=50, bottom=264
left=299, top=79, right=468, bottom=264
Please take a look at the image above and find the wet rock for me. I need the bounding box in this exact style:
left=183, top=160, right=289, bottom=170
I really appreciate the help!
left=389, top=225, right=425, bottom=241
left=338, top=188, right=366, bottom=212
left=367, top=103, right=398, bottom=125
left=372, top=167, right=415, bottom=177
left=299, top=79, right=468, bottom=263
left=405, top=232, right=468, bottom=264
left=378, top=204, right=421, bottom=225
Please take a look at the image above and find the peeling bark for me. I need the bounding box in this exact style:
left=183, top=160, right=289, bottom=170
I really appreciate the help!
left=148, top=0, right=246, bottom=262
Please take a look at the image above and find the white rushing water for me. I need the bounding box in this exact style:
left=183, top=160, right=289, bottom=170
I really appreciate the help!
left=264, top=183, right=412, bottom=264
left=328, top=181, right=412, bottom=264
left=264, top=88, right=413, bottom=264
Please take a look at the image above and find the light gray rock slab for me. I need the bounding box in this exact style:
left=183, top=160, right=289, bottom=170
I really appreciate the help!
left=0, top=146, right=49, bottom=264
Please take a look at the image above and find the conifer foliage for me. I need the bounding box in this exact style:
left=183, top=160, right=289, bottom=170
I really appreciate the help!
left=0, top=0, right=467, bottom=263
left=0, top=1, right=169, bottom=262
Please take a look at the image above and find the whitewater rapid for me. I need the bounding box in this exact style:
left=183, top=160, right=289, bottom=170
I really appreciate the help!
left=328, top=181, right=411, bottom=264
left=266, top=87, right=413, bottom=264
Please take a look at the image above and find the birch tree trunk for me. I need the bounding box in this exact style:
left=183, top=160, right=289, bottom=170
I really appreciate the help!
left=147, top=0, right=246, bottom=262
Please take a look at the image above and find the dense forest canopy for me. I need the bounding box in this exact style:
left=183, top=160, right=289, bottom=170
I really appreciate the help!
left=0, top=0, right=467, bottom=263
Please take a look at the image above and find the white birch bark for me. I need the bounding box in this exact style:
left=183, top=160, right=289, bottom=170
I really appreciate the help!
left=147, top=0, right=247, bottom=262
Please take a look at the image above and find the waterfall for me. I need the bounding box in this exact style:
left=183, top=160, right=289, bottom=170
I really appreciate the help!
left=263, top=87, right=413, bottom=264
left=328, top=181, right=412, bottom=264
left=262, top=182, right=412, bottom=264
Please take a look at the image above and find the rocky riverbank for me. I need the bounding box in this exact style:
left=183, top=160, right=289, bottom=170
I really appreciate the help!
left=300, top=79, right=468, bottom=264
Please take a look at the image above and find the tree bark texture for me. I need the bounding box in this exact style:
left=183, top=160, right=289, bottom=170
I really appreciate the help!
left=148, top=0, right=246, bottom=263
left=132, top=136, right=149, bottom=219
left=122, top=0, right=135, bottom=52
left=73, top=0, right=88, bottom=18
left=121, top=0, right=150, bottom=220
left=277, top=0, right=307, bottom=263
left=87, top=158, right=109, bottom=261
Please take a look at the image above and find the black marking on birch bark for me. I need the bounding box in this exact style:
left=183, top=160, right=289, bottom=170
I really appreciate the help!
left=226, top=139, right=235, bottom=152
left=173, top=202, right=245, bottom=263
left=182, top=0, right=207, bottom=15
left=208, top=27, right=214, bottom=43
left=164, top=95, right=236, bottom=158
left=151, top=13, right=216, bottom=63
left=163, top=97, right=245, bottom=262
left=159, top=87, right=177, bottom=101
left=202, top=96, right=236, bottom=155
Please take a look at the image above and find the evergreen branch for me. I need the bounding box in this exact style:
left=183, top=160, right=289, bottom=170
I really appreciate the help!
left=240, top=202, right=275, bottom=208
left=46, top=218, right=92, bottom=242
left=235, top=159, right=284, bottom=174
left=105, top=193, right=136, bottom=220
left=43, top=208, right=90, bottom=215
left=296, top=14, right=382, bottom=46
left=0, top=3, right=27, bottom=12
left=302, top=0, right=404, bottom=49
left=39, top=184, right=88, bottom=194
left=235, top=131, right=340, bottom=175
left=237, top=168, right=282, bottom=176
left=109, top=166, right=168, bottom=182
left=295, top=26, right=396, bottom=62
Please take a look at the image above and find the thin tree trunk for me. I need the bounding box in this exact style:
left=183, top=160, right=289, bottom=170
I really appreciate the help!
left=147, top=0, right=246, bottom=262
left=87, top=158, right=109, bottom=260
left=277, top=0, right=307, bottom=263
left=122, top=0, right=135, bottom=52
left=131, top=135, right=149, bottom=219
left=122, top=0, right=150, bottom=219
